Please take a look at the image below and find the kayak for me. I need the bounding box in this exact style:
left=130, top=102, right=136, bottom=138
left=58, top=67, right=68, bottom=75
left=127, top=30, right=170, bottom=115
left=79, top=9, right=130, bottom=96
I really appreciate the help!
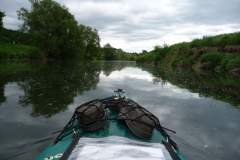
left=36, top=89, right=187, bottom=160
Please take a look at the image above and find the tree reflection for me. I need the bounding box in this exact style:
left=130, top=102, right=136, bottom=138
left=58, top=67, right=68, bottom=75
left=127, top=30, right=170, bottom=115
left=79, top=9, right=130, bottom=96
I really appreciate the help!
left=0, top=60, right=136, bottom=118
left=101, top=61, right=136, bottom=76
left=137, top=64, right=240, bottom=107
left=17, top=61, right=101, bottom=118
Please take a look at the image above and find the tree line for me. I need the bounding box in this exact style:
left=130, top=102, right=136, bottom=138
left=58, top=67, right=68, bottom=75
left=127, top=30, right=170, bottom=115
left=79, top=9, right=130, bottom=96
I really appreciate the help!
left=0, top=0, right=137, bottom=60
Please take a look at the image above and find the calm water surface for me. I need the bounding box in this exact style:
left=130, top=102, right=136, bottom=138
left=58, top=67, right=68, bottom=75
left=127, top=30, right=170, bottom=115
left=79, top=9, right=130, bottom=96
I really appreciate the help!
left=0, top=60, right=240, bottom=160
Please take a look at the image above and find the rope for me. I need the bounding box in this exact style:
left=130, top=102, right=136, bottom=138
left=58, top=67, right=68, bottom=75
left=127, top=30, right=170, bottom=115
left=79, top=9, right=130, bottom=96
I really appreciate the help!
left=53, top=96, right=179, bottom=150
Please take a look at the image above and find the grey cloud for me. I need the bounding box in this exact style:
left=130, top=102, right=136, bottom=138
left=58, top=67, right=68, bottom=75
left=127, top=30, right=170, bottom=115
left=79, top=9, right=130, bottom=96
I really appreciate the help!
left=183, top=0, right=240, bottom=25
left=1, top=0, right=239, bottom=52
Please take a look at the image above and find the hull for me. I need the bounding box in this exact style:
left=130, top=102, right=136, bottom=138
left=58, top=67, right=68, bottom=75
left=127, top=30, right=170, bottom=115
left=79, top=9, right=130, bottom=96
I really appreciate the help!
left=36, top=90, right=187, bottom=160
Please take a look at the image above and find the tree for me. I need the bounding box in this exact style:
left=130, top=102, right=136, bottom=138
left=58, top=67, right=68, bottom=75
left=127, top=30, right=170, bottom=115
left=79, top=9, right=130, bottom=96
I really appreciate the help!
left=104, top=43, right=112, bottom=48
left=0, top=11, right=5, bottom=32
left=79, top=24, right=100, bottom=59
left=102, top=43, right=116, bottom=60
left=17, top=0, right=83, bottom=59
left=142, top=50, right=148, bottom=54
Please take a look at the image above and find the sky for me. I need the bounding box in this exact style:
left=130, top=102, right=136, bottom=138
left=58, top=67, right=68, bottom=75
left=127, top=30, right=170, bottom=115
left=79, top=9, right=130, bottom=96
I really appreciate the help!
left=0, top=0, right=240, bottom=53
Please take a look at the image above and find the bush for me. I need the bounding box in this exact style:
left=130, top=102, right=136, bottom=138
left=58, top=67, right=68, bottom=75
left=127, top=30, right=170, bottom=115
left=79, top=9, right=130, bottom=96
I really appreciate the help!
left=201, top=36, right=218, bottom=47
left=190, top=38, right=202, bottom=48
left=27, top=47, right=45, bottom=59
left=226, top=57, right=240, bottom=70
left=179, top=59, right=186, bottom=67
left=0, top=50, right=8, bottom=59
left=147, top=54, right=159, bottom=62
left=178, top=42, right=189, bottom=53
left=170, top=58, right=177, bottom=67
left=216, top=54, right=236, bottom=71
left=200, top=51, right=224, bottom=66
left=8, top=51, right=17, bottom=59
left=136, top=56, right=144, bottom=63
left=129, top=56, right=135, bottom=61
left=187, top=56, right=195, bottom=66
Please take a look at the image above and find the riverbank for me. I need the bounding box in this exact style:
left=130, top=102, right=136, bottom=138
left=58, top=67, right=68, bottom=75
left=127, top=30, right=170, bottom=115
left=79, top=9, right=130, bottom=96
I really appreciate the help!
left=0, top=42, right=44, bottom=59
left=136, top=32, right=240, bottom=74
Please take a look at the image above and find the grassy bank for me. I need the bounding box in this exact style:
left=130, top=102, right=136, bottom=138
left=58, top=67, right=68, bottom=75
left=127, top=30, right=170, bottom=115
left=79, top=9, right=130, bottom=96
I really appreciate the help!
left=136, top=32, right=240, bottom=73
left=0, top=42, right=44, bottom=59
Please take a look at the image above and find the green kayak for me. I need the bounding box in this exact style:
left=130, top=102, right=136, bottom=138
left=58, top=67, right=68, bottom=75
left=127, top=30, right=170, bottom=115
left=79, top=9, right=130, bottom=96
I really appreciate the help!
left=36, top=89, right=187, bottom=160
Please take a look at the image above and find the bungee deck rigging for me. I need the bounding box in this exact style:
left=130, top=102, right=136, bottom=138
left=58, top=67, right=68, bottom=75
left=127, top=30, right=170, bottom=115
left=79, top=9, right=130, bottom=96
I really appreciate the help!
left=37, top=89, right=186, bottom=160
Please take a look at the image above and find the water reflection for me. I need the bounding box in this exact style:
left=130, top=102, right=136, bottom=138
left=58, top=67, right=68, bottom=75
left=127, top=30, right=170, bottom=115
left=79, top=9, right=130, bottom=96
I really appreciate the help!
left=137, top=64, right=240, bottom=107
left=0, top=60, right=240, bottom=160
left=0, top=61, right=136, bottom=118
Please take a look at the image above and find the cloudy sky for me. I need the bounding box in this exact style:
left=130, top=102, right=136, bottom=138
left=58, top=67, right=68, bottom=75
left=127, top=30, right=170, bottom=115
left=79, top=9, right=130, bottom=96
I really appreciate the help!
left=0, top=0, right=240, bottom=52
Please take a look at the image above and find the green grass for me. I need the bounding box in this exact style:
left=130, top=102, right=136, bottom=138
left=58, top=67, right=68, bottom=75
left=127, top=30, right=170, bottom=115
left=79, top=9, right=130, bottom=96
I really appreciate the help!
left=189, top=32, right=240, bottom=48
left=0, top=42, right=44, bottom=59
left=0, top=43, right=30, bottom=59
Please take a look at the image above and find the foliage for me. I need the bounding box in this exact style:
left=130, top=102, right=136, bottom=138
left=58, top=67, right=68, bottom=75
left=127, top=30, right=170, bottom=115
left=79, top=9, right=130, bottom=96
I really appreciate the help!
left=226, top=57, right=240, bottom=70
left=102, top=43, right=116, bottom=60
left=100, top=43, right=137, bottom=61
left=142, top=50, right=148, bottom=54
left=17, top=0, right=83, bottom=59
left=189, top=33, right=240, bottom=48
left=27, top=47, right=45, bottom=59
left=216, top=54, right=236, bottom=71
left=136, top=56, right=144, bottom=63
left=200, top=51, right=224, bottom=69
left=0, top=10, right=5, bottom=32
left=0, top=27, right=31, bottom=44
left=170, top=58, right=177, bottom=67
left=152, top=43, right=170, bottom=59
left=79, top=24, right=101, bottom=59
left=0, top=42, right=30, bottom=59
left=178, top=42, right=190, bottom=54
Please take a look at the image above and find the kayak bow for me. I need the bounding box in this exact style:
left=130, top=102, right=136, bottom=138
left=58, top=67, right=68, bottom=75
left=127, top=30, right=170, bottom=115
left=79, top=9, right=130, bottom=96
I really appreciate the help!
left=36, top=89, right=187, bottom=160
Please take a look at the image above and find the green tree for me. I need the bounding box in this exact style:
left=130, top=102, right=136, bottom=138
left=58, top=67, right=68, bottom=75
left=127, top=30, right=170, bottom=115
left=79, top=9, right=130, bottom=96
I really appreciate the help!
left=102, top=43, right=116, bottom=60
left=17, top=0, right=83, bottom=59
left=0, top=11, right=5, bottom=32
left=79, top=24, right=100, bottom=59
left=142, top=50, right=148, bottom=54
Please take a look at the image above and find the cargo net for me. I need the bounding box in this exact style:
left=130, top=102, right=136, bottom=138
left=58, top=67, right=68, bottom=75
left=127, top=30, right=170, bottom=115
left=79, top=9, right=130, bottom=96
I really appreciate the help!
left=53, top=96, right=178, bottom=150
left=102, top=96, right=178, bottom=150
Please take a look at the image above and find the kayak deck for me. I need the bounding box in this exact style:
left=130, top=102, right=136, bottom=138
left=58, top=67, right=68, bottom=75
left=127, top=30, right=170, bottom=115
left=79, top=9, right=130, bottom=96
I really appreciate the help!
left=36, top=91, right=187, bottom=160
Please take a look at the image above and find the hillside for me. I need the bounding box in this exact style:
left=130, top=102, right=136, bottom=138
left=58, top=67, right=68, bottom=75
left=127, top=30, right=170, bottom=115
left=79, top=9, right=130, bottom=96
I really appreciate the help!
left=136, top=32, right=240, bottom=74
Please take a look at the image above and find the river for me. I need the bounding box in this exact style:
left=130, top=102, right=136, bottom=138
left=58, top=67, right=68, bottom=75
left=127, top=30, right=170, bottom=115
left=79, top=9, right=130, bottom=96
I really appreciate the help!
left=0, top=60, right=240, bottom=160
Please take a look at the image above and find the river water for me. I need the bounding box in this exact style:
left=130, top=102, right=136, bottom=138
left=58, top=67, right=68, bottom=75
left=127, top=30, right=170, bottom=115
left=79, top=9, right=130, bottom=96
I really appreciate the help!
left=0, top=60, right=240, bottom=160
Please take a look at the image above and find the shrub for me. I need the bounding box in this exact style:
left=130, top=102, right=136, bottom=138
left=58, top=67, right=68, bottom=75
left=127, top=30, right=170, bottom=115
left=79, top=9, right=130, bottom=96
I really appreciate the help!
left=8, top=51, right=17, bottom=59
left=129, top=56, right=135, bottom=61
left=216, top=54, right=236, bottom=71
left=200, top=51, right=224, bottom=66
left=0, top=50, right=8, bottom=59
left=187, top=56, right=195, bottom=66
left=188, top=50, right=194, bottom=56
left=27, top=47, right=45, bottom=59
left=201, top=36, right=218, bottom=47
left=190, top=38, right=202, bottom=48
left=179, top=59, right=186, bottom=67
left=136, top=56, right=144, bottom=63
left=226, top=57, right=240, bottom=70
left=170, top=58, right=177, bottom=67
left=178, top=42, right=189, bottom=52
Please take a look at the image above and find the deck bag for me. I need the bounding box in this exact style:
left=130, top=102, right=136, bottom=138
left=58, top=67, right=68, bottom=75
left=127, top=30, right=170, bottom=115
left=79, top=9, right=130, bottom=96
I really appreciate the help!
left=124, top=100, right=158, bottom=139
left=76, top=101, right=107, bottom=131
